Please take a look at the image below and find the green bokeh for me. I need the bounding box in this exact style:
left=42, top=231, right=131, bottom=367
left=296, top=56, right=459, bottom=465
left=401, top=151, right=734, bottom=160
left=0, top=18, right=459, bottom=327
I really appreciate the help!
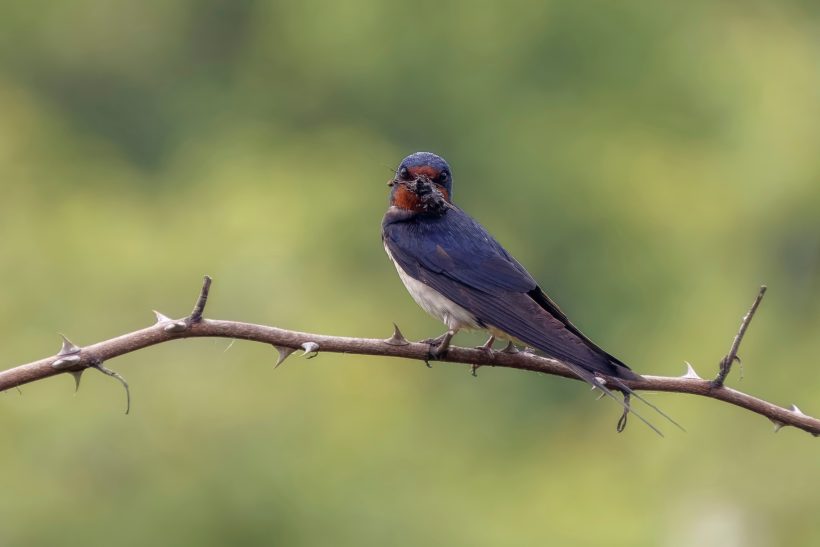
left=1, top=1, right=819, bottom=546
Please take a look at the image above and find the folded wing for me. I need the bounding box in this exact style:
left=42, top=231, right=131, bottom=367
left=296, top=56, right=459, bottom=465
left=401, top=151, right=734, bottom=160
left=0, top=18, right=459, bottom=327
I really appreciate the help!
left=383, top=207, right=640, bottom=380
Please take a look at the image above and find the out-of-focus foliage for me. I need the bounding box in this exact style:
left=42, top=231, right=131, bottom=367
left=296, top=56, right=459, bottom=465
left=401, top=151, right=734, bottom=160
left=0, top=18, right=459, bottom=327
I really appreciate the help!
left=1, top=1, right=818, bottom=545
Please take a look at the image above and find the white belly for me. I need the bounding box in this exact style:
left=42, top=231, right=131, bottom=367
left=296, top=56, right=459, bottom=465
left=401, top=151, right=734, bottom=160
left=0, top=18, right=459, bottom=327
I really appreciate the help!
left=384, top=243, right=480, bottom=331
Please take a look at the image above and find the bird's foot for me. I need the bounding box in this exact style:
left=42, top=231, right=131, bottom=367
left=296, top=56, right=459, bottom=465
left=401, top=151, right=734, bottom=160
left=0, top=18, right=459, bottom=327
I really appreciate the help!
left=427, top=339, right=451, bottom=360
left=424, top=330, right=455, bottom=366
left=420, top=332, right=449, bottom=346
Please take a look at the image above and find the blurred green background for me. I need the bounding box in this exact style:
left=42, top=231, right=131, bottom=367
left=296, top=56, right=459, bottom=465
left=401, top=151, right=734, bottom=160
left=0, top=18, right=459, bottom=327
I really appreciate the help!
left=1, top=1, right=819, bottom=545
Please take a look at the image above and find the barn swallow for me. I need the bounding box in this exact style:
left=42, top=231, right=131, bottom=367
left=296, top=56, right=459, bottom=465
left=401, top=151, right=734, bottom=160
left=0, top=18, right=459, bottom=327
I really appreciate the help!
left=382, top=152, right=676, bottom=433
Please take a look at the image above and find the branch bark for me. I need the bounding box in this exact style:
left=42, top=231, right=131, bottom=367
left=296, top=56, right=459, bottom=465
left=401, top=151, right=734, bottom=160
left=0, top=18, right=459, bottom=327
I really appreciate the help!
left=1, top=277, right=817, bottom=437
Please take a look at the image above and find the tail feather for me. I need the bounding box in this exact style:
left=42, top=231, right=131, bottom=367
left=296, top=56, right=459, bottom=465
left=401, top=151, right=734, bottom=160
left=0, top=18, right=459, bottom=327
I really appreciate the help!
left=604, top=354, right=644, bottom=382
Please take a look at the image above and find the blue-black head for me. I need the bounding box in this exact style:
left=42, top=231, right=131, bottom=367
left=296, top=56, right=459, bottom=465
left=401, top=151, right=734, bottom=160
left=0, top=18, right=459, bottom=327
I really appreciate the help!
left=391, top=152, right=453, bottom=200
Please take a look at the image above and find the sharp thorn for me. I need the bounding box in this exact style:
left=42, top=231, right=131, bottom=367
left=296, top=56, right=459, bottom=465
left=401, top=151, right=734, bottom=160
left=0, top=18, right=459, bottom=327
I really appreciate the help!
left=682, top=361, right=702, bottom=380
left=58, top=334, right=81, bottom=356
left=595, top=391, right=606, bottom=401
left=384, top=323, right=410, bottom=346
left=91, top=362, right=131, bottom=415
left=52, top=354, right=82, bottom=370
left=476, top=335, right=495, bottom=352
left=300, top=341, right=320, bottom=359
left=163, top=321, right=187, bottom=333
left=770, top=418, right=785, bottom=432
left=500, top=341, right=519, bottom=354
left=791, top=404, right=806, bottom=416
left=69, top=370, right=83, bottom=392
left=273, top=345, right=296, bottom=368
left=152, top=310, right=172, bottom=324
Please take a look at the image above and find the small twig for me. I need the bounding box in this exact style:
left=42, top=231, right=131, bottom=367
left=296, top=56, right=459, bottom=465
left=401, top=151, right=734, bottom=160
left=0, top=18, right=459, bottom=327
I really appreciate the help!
left=617, top=393, right=631, bottom=433
left=713, top=285, right=767, bottom=387
left=0, top=278, right=817, bottom=436
left=189, top=275, right=212, bottom=324
left=90, top=361, right=131, bottom=415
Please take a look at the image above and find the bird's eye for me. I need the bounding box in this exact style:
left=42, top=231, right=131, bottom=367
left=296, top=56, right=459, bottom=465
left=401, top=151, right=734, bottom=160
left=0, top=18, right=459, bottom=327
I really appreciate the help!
left=438, top=171, right=449, bottom=183
left=398, top=167, right=410, bottom=179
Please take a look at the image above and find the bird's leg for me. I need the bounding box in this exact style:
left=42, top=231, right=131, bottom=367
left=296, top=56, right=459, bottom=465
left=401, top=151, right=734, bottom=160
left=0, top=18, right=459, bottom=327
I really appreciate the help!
left=421, top=332, right=450, bottom=366
left=420, top=332, right=450, bottom=346
left=425, top=329, right=456, bottom=364
left=471, top=335, right=495, bottom=377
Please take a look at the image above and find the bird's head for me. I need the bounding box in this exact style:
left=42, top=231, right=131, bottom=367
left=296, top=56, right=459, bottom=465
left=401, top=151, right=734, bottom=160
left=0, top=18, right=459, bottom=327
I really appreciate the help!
left=388, top=152, right=453, bottom=214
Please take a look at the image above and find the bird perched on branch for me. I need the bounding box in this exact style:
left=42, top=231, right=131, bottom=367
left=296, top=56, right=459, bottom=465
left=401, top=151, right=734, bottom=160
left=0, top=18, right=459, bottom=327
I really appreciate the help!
left=381, top=152, right=675, bottom=433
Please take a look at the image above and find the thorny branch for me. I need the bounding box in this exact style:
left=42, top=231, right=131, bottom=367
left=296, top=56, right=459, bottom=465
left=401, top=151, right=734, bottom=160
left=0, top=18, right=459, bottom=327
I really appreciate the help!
left=0, top=278, right=817, bottom=437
